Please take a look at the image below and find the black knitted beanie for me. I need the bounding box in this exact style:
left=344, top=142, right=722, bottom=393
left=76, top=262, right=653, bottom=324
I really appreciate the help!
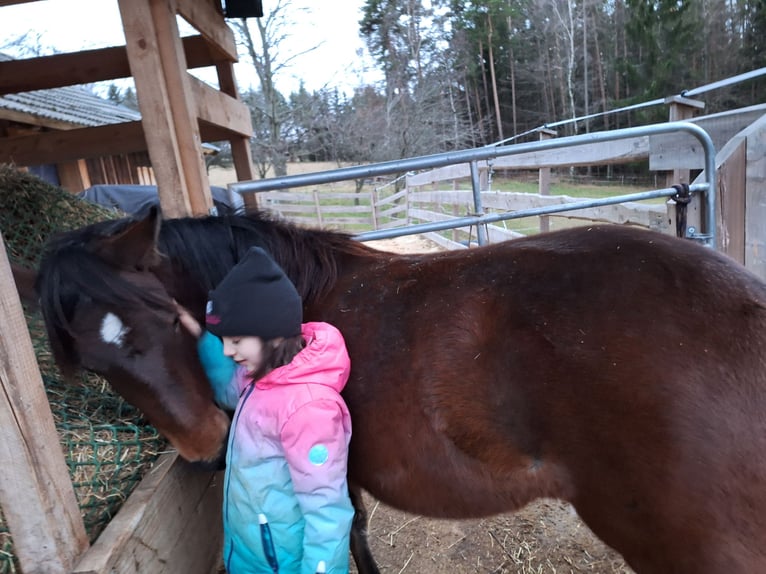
left=205, top=247, right=302, bottom=339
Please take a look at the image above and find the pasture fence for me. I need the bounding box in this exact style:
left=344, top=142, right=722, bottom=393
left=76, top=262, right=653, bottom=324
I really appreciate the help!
left=231, top=120, right=718, bottom=250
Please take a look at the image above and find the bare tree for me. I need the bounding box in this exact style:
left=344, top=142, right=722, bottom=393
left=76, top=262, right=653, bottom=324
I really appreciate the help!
left=228, top=0, right=319, bottom=177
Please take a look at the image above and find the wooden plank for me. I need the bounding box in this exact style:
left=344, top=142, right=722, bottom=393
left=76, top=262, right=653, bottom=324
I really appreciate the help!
left=715, top=140, right=746, bottom=263
left=491, top=137, right=650, bottom=170
left=259, top=191, right=374, bottom=202
left=73, top=453, right=223, bottom=574
left=689, top=112, right=766, bottom=276
left=0, top=36, right=221, bottom=95
left=0, top=234, right=89, bottom=574
left=176, top=0, right=238, bottom=61
left=191, top=77, right=253, bottom=137
left=56, top=160, right=87, bottom=193
left=406, top=163, right=473, bottom=186
left=744, top=116, right=766, bottom=279
left=407, top=138, right=651, bottom=186
left=0, top=121, right=147, bottom=166
left=377, top=204, right=408, bottom=218
left=0, top=107, right=82, bottom=130
left=408, top=190, right=667, bottom=231
left=376, top=188, right=408, bottom=205
left=650, top=104, right=766, bottom=170
left=118, top=0, right=209, bottom=217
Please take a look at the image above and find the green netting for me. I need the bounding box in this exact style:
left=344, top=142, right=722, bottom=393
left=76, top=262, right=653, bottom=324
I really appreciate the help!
left=0, top=165, right=167, bottom=572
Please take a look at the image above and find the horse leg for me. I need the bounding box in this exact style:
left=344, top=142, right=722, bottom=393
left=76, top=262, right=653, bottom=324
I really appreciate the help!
left=348, top=481, right=379, bottom=574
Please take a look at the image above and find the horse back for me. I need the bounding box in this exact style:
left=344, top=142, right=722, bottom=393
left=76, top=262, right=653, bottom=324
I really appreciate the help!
left=321, top=225, right=766, bottom=572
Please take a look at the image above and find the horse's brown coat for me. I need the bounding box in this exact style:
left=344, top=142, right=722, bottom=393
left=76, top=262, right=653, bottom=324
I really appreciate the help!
left=35, top=209, right=766, bottom=573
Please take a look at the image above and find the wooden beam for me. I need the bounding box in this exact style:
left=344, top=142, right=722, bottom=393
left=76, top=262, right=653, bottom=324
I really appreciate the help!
left=650, top=104, right=766, bottom=170
left=190, top=76, right=252, bottom=137
left=119, top=0, right=211, bottom=217
left=176, top=0, right=237, bottom=61
left=0, top=36, right=225, bottom=95
left=72, top=453, right=223, bottom=574
left=0, top=121, right=147, bottom=166
left=0, top=234, right=90, bottom=574
left=491, top=137, right=651, bottom=169
left=0, top=108, right=80, bottom=130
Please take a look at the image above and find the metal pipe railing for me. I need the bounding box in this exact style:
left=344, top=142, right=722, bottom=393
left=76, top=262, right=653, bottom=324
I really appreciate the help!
left=230, top=121, right=717, bottom=247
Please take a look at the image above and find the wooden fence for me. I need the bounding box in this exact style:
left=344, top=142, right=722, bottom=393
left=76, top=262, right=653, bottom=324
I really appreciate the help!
left=255, top=101, right=766, bottom=261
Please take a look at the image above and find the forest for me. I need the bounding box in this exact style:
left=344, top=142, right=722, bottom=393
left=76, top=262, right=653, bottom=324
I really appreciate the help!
left=108, top=0, right=766, bottom=178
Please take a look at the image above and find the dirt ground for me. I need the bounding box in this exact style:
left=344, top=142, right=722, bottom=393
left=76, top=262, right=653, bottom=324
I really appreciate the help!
left=353, top=235, right=634, bottom=574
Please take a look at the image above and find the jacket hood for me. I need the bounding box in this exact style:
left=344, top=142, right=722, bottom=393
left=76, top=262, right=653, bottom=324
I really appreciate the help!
left=255, top=322, right=350, bottom=393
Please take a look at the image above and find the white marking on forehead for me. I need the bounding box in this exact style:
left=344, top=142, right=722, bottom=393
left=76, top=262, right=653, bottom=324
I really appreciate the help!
left=100, top=312, right=129, bottom=347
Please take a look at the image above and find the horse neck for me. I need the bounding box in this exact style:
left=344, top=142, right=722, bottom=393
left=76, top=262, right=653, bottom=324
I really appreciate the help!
left=158, top=214, right=381, bottom=309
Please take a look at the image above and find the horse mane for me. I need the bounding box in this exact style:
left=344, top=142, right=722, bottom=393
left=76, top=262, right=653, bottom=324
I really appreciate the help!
left=36, top=209, right=381, bottom=371
left=158, top=209, right=380, bottom=301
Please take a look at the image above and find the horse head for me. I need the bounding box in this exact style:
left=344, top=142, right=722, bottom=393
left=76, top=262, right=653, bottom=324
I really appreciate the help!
left=36, top=207, right=229, bottom=466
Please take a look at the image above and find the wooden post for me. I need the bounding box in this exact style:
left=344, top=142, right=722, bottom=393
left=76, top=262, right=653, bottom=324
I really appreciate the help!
left=0, top=233, right=89, bottom=574
left=216, top=61, right=255, bottom=183
left=538, top=128, right=557, bottom=233
left=119, top=0, right=213, bottom=217
left=664, top=95, right=705, bottom=188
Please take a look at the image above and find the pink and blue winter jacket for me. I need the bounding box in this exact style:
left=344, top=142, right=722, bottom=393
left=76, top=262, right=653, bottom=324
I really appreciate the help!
left=197, top=322, right=354, bottom=574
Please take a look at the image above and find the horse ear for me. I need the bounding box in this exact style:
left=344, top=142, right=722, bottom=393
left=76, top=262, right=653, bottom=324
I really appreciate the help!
left=94, top=205, right=163, bottom=270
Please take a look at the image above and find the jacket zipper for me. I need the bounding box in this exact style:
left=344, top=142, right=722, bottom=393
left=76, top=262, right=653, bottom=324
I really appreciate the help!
left=224, top=382, right=256, bottom=572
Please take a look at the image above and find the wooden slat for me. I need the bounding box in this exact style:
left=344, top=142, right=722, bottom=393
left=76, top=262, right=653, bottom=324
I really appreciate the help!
left=650, top=104, right=766, bottom=170
left=715, top=141, right=746, bottom=263
left=407, top=164, right=473, bottom=186
left=0, top=234, right=89, bottom=574
left=191, top=76, right=253, bottom=137
left=742, top=116, right=766, bottom=279
left=73, top=453, right=223, bottom=574
left=0, top=36, right=225, bottom=95
left=407, top=138, right=651, bottom=187
left=692, top=112, right=766, bottom=276
left=176, top=0, right=237, bottom=61
left=491, top=137, right=651, bottom=169
left=408, top=190, right=668, bottom=230
left=0, top=121, right=147, bottom=166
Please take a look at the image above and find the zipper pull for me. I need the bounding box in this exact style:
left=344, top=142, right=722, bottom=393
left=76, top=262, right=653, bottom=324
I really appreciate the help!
left=315, top=560, right=327, bottom=573
left=258, top=513, right=279, bottom=573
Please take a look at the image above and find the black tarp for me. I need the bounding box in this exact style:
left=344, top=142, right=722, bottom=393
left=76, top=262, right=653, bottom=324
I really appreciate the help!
left=77, top=184, right=243, bottom=215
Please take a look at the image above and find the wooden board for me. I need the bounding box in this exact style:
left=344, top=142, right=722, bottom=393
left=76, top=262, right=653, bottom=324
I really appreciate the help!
left=0, top=234, right=89, bottom=574
left=73, top=453, right=223, bottom=574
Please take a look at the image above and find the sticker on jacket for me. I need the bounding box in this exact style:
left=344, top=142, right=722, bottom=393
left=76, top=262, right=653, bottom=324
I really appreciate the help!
left=308, top=444, right=329, bottom=466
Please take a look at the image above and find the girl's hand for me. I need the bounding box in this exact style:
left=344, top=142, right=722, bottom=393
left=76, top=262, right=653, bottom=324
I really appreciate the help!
left=174, top=301, right=203, bottom=339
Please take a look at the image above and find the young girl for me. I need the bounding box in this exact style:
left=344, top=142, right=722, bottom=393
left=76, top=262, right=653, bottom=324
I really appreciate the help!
left=178, top=246, right=354, bottom=574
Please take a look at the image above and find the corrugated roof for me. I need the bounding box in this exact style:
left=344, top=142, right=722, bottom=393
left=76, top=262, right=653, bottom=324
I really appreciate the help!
left=0, top=54, right=141, bottom=128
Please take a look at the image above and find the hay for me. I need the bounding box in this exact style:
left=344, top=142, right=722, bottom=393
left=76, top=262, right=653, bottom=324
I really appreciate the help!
left=0, top=165, right=167, bottom=573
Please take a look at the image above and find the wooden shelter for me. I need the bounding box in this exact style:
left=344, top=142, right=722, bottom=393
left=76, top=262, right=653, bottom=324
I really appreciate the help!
left=0, top=1, right=260, bottom=572
left=0, top=0, right=257, bottom=217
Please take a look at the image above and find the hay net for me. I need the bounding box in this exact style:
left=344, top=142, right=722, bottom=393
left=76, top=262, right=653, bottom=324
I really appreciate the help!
left=0, top=165, right=166, bottom=573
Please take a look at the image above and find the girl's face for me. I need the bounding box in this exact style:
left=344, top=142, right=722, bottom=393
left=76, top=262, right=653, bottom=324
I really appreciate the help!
left=221, top=335, right=265, bottom=376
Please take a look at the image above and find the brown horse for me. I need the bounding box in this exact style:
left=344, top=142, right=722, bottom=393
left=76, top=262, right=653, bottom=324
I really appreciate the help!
left=34, top=206, right=766, bottom=573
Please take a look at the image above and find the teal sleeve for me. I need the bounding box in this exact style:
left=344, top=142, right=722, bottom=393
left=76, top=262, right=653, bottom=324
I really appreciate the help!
left=197, top=331, right=239, bottom=410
